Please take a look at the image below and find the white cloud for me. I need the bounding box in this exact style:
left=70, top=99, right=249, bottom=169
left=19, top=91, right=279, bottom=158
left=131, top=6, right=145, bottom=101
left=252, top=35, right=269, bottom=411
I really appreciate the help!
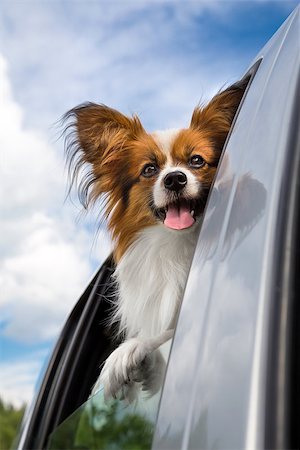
left=0, top=57, right=63, bottom=219
left=0, top=1, right=245, bottom=133
left=0, top=54, right=111, bottom=343
left=0, top=352, right=47, bottom=408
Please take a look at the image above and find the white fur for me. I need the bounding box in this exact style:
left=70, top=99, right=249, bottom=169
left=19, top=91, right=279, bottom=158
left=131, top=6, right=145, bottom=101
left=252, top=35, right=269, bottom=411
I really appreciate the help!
left=114, top=224, right=199, bottom=338
left=153, top=165, right=200, bottom=208
left=151, top=128, right=180, bottom=161
left=95, top=224, right=200, bottom=400
left=94, top=330, right=172, bottom=400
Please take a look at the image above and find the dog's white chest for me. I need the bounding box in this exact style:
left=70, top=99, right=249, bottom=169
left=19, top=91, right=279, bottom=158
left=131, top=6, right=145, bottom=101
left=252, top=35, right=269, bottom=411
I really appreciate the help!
left=114, top=224, right=199, bottom=338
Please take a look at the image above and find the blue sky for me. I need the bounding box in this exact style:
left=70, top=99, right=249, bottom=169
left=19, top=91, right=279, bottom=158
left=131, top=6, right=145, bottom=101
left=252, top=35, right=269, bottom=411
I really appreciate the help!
left=0, top=1, right=298, bottom=407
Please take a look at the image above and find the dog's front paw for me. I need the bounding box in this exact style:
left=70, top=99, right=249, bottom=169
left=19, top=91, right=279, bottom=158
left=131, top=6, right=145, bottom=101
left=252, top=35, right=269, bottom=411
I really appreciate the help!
left=93, top=338, right=152, bottom=401
left=132, top=349, right=166, bottom=396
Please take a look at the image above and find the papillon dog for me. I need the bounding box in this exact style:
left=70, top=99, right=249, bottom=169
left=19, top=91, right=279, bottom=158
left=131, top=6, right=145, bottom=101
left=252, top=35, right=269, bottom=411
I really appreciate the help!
left=64, top=78, right=247, bottom=402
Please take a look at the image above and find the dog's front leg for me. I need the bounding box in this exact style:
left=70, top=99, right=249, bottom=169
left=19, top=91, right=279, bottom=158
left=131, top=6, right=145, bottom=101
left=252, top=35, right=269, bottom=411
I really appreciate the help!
left=92, top=329, right=173, bottom=401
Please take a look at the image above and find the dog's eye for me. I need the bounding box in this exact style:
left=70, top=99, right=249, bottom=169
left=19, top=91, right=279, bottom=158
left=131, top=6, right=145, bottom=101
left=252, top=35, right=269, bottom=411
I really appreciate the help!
left=141, top=163, right=158, bottom=177
left=189, top=154, right=205, bottom=168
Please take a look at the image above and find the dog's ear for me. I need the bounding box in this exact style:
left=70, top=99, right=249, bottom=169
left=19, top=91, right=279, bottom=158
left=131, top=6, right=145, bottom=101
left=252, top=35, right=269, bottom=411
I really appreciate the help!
left=62, top=103, right=144, bottom=207
left=190, top=77, right=249, bottom=149
left=64, top=103, right=144, bottom=165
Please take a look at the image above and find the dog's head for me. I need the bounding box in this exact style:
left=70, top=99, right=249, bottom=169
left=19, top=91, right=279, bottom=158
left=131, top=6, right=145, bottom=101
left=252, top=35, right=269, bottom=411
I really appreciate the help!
left=64, top=79, right=248, bottom=261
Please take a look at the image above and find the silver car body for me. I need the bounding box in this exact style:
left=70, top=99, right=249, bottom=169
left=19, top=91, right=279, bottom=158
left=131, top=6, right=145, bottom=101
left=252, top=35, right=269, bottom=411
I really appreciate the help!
left=153, top=7, right=300, bottom=450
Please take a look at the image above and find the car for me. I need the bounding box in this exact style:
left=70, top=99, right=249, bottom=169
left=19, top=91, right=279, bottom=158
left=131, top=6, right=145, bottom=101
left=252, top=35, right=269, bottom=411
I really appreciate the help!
left=15, top=6, right=299, bottom=450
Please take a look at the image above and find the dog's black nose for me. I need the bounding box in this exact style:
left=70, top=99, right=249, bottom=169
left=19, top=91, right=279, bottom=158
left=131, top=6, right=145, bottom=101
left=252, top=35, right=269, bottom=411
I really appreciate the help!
left=164, top=171, right=187, bottom=192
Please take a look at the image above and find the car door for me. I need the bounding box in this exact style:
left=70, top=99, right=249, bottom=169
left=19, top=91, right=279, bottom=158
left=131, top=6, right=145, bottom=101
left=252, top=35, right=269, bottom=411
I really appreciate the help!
left=153, top=6, right=300, bottom=450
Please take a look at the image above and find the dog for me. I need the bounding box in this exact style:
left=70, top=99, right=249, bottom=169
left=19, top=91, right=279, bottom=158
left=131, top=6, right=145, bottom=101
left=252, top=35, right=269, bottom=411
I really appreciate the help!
left=64, top=78, right=247, bottom=402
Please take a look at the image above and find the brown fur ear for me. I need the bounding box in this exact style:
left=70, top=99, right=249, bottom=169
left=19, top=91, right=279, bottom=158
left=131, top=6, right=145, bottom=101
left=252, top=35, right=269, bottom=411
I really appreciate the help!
left=64, top=103, right=144, bottom=164
left=62, top=103, right=144, bottom=207
left=190, top=77, right=249, bottom=149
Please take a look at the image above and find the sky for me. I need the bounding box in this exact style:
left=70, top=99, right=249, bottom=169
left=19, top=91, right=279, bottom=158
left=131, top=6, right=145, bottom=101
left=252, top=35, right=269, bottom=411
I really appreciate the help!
left=0, top=1, right=298, bottom=408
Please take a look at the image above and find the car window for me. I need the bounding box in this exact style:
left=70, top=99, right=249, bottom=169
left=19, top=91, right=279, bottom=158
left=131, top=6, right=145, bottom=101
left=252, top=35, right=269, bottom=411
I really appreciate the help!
left=47, top=339, right=172, bottom=450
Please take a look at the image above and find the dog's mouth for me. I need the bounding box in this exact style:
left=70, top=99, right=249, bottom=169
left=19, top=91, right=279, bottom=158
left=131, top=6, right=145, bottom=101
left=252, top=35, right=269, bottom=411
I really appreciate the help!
left=154, top=198, right=203, bottom=230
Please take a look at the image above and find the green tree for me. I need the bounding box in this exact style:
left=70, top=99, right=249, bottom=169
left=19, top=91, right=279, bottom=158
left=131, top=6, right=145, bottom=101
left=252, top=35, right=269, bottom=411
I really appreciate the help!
left=0, top=397, right=26, bottom=450
left=76, top=401, right=153, bottom=450
left=49, top=399, right=153, bottom=450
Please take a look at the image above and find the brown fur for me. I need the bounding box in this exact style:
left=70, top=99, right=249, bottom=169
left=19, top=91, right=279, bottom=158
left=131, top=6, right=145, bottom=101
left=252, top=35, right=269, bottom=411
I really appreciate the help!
left=64, top=78, right=249, bottom=262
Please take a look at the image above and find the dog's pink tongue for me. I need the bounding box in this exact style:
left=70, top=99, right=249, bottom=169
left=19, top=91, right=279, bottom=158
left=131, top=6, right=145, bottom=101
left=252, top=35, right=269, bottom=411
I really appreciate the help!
left=164, top=205, right=195, bottom=230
